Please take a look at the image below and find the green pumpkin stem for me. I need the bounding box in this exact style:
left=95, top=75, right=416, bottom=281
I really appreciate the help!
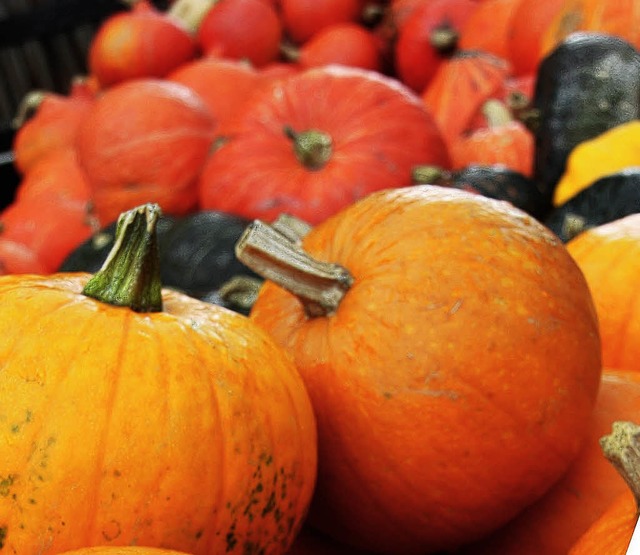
left=235, top=219, right=353, bottom=318
left=167, top=0, right=219, bottom=34
left=600, top=421, right=640, bottom=511
left=82, top=203, right=163, bottom=313
left=283, top=125, right=333, bottom=171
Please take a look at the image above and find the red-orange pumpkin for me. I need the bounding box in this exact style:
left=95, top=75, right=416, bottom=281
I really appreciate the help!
left=198, top=65, right=450, bottom=225
left=12, top=80, right=95, bottom=174
left=75, top=79, right=216, bottom=226
left=0, top=204, right=317, bottom=554
left=566, top=213, right=640, bottom=373
left=422, top=50, right=512, bottom=150
left=87, top=0, right=197, bottom=88
left=237, top=185, right=602, bottom=554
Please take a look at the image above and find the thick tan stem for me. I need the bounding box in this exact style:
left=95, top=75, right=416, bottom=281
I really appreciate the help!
left=271, top=213, right=312, bottom=245
left=167, top=0, right=218, bottom=33
left=235, top=220, right=353, bottom=318
left=600, top=421, right=640, bottom=511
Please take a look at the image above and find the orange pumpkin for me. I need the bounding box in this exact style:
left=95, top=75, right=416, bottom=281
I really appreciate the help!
left=541, top=0, right=640, bottom=60
left=237, top=185, right=602, bottom=554
left=566, top=213, right=640, bottom=372
left=12, top=80, right=95, bottom=174
left=88, top=0, right=197, bottom=88
left=458, top=0, right=522, bottom=61
left=0, top=204, right=317, bottom=554
left=75, top=79, right=216, bottom=226
left=450, top=99, right=534, bottom=176
left=422, top=50, right=512, bottom=150
left=198, top=65, right=450, bottom=225
left=462, top=369, right=640, bottom=555
left=568, top=421, right=640, bottom=554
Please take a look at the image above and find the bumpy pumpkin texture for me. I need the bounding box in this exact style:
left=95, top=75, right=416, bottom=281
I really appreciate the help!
left=239, top=185, right=602, bottom=554
left=0, top=205, right=317, bottom=555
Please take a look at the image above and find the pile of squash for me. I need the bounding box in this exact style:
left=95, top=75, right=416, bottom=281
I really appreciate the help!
left=0, top=0, right=639, bottom=554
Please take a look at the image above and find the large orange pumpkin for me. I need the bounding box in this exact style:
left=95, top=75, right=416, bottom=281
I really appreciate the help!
left=198, top=65, right=450, bottom=225
left=462, top=368, right=640, bottom=555
left=0, top=204, right=317, bottom=555
left=237, top=185, right=602, bottom=554
left=566, top=213, right=640, bottom=372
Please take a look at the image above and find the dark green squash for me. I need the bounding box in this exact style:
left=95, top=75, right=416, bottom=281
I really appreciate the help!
left=545, top=169, right=640, bottom=242
left=532, top=32, right=640, bottom=204
left=60, top=210, right=262, bottom=315
left=413, top=164, right=549, bottom=219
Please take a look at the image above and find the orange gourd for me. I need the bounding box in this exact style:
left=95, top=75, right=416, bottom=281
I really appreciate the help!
left=463, top=369, right=640, bottom=555
left=0, top=204, right=317, bottom=554
left=566, top=213, right=640, bottom=372
left=237, top=185, right=602, bottom=554
left=568, top=421, right=640, bottom=554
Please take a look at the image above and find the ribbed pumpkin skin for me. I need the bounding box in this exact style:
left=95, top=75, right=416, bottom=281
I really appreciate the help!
left=197, top=66, right=450, bottom=225
left=0, top=275, right=316, bottom=555
left=249, top=186, right=602, bottom=554
left=567, top=213, right=640, bottom=372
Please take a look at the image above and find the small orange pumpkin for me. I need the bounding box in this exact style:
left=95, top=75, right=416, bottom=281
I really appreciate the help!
left=237, top=185, right=602, bottom=554
left=0, top=204, right=317, bottom=554
left=566, top=213, right=640, bottom=373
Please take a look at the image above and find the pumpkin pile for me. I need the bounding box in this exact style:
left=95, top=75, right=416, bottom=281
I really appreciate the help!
left=1, top=0, right=640, bottom=554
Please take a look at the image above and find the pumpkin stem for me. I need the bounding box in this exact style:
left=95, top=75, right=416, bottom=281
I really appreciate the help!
left=271, top=213, right=312, bottom=244
left=482, top=99, right=513, bottom=128
left=82, top=203, right=163, bottom=313
left=235, top=219, right=353, bottom=318
left=12, top=90, right=47, bottom=129
left=600, top=421, right=640, bottom=511
left=412, top=165, right=451, bottom=185
left=167, top=0, right=219, bottom=34
left=283, top=125, right=333, bottom=171
left=429, top=24, right=459, bottom=55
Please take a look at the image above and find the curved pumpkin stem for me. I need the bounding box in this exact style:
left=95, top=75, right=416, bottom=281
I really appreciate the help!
left=235, top=219, right=353, bottom=318
left=283, top=126, right=333, bottom=171
left=82, top=203, right=163, bottom=313
left=600, top=421, right=640, bottom=511
left=12, top=90, right=47, bottom=129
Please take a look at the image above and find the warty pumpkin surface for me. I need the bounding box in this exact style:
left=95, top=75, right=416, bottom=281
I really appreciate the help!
left=241, top=185, right=602, bottom=554
left=0, top=205, right=317, bottom=555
